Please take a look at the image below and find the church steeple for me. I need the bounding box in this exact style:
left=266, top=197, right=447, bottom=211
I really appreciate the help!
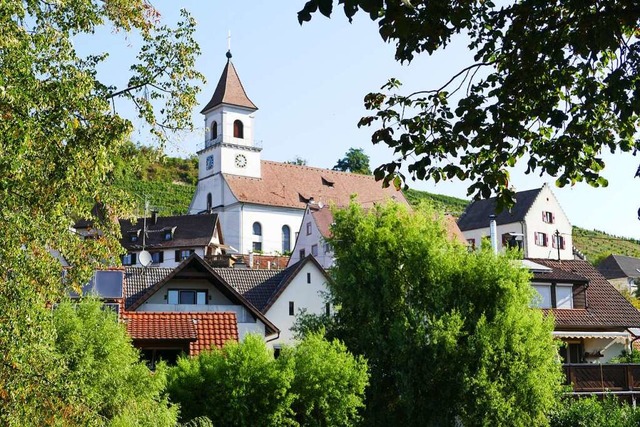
left=200, top=51, right=257, bottom=114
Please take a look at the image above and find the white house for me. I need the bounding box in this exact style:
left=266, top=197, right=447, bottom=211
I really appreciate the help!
left=119, top=212, right=228, bottom=268
left=189, top=51, right=408, bottom=255
left=597, top=254, right=640, bottom=294
left=457, top=183, right=573, bottom=259
left=214, top=255, right=332, bottom=349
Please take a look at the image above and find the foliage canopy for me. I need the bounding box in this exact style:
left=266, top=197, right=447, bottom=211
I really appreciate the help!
left=333, top=147, right=372, bottom=175
left=299, top=0, right=640, bottom=210
left=322, top=201, right=562, bottom=426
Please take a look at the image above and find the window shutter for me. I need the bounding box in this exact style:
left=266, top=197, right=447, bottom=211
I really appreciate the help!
left=552, top=213, right=555, bottom=223
left=175, top=250, right=180, bottom=262
left=542, top=212, right=545, bottom=221
left=543, top=233, right=548, bottom=246
left=534, top=233, right=539, bottom=245
left=131, top=253, right=137, bottom=265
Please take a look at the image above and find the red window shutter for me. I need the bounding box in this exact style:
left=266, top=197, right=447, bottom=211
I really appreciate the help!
left=543, top=233, right=548, bottom=246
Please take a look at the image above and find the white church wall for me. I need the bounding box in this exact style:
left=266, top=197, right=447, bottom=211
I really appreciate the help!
left=241, top=204, right=303, bottom=255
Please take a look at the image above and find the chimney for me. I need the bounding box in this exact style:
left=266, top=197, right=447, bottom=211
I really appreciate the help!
left=150, top=210, right=158, bottom=225
left=489, top=215, right=498, bottom=254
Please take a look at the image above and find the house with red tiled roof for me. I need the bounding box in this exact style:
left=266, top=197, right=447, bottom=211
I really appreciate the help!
left=288, top=203, right=467, bottom=269
left=526, top=258, right=640, bottom=363
left=188, top=51, right=408, bottom=255
left=120, top=253, right=279, bottom=366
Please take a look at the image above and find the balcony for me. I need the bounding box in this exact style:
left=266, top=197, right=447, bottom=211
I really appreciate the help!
left=564, top=364, right=640, bottom=397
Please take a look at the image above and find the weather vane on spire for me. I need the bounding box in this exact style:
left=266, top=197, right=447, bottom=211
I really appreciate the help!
left=226, top=30, right=232, bottom=59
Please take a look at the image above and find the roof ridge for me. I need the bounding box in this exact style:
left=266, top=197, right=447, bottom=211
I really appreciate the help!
left=260, top=160, right=377, bottom=180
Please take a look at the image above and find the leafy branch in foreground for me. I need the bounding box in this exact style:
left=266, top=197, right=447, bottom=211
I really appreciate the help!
left=299, top=0, right=640, bottom=211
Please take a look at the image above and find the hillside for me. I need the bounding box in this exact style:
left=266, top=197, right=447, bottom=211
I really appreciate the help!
left=121, top=146, right=640, bottom=264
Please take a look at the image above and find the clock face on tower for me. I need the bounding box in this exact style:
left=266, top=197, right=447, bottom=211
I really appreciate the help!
left=206, top=155, right=214, bottom=170
left=235, top=154, right=247, bottom=168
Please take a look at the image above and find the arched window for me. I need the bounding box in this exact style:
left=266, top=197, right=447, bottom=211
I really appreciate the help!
left=282, top=225, right=291, bottom=253
left=253, top=222, right=262, bottom=236
left=211, top=121, right=218, bottom=140
left=233, top=120, right=244, bottom=138
left=207, top=193, right=212, bottom=211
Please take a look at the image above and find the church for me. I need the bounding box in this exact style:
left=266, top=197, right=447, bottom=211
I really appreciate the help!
left=189, top=51, right=408, bottom=255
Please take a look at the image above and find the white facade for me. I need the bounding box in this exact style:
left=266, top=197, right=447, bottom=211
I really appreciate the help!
left=265, top=258, right=331, bottom=347
left=288, top=206, right=334, bottom=269
left=463, top=184, right=573, bottom=259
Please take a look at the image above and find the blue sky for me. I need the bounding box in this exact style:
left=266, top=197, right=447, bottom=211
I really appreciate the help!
left=90, top=1, right=639, bottom=239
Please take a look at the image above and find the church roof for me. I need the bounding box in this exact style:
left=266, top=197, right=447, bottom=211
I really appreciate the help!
left=223, top=161, right=409, bottom=210
left=200, top=59, right=257, bottom=113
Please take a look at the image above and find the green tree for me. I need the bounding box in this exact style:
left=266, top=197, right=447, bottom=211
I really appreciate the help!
left=280, top=331, right=369, bottom=427
left=167, top=334, right=295, bottom=426
left=324, top=201, right=562, bottom=426
left=549, top=396, right=640, bottom=427
left=333, top=147, right=372, bottom=175
left=286, top=156, right=309, bottom=166
left=0, top=1, right=203, bottom=421
left=0, top=298, right=178, bottom=426
left=299, top=1, right=640, bottom=210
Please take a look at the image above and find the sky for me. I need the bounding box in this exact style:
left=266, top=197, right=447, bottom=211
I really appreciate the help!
left=86, top=1, right=640, bottom=239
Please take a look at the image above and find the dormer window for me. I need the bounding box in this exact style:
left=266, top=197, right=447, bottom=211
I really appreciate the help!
left=532, top=283, right=574, bottom=309
left=128, top=230, right=140, bottom=242
left=233, top=120, right=244, bottom=138
left=321, top=177, right=334, bottom=187
left=164, top=230, right=172, bottom=241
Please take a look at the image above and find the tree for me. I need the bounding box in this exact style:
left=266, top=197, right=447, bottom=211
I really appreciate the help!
left=166, top=332, right=369, bottom=427
left=286, top=156, right=309, bottom=166
left=299, top=1, right=640, bottom=210
left=333, top=147, right=372, bottom=175
left=280, top=331, right=369, bottom=427
left=166, top=334, right=295, bottom=426
left=323, top=201, right=562, bottom=426
left=0, top=298, right=178, bottom=426
left=0, top=1, right=203, bottom=420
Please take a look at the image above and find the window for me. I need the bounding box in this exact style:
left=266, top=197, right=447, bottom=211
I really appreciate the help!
left=311, top=244, right=318, bottom=257
left=289, top=301, right=295, bottom=316
left=532, top=283, right=574, bottom=309
left=151, top=251, right=164, bottom=264
left=282, top=225, right=291, bottom=253
left=307, top=272, right=311, bottom=284
left=542, top=211, right=554, bottom=224
left=167, top=289, right=207, bottom=305
left=466, top=238, right=475, bottom=250
left=559, top=343, right=583, bottom=364
left=323, top=242, right=331, bottom=253
left=233, top=120, right=244, bottom=138
left=211, top=121, right=218, bottom=139
left=122, top=253, right=136, bottom=266
left=175, top=249, right=195, bottom=262
left=164, top=230, right=172, bottom=241
left=299, top=249, right=305, bottom=259
left=252, top=241, right=262, bottom=252
left=253, top=222, right=262, bottom=236
left=207, top=193, right=212, bottom=211
left=534, top=232, right=548, bottom=247
left=552, top=234, right=566, bottom=250
left=306, top=222, right=312, bottom=235
left=129, top=233, right=138, bottom=242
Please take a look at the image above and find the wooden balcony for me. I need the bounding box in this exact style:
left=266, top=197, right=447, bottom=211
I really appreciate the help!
left=564, top=364, right=640, bottom=396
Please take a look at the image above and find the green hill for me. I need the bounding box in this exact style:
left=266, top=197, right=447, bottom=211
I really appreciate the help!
left=122, top=146, right=640, bottom=264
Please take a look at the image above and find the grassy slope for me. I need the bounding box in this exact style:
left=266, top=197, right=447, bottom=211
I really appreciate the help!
left=128, top=149, right=640, bottom=264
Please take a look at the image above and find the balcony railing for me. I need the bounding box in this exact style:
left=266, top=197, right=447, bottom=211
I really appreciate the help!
left=564, top=364, right=640, bottom=394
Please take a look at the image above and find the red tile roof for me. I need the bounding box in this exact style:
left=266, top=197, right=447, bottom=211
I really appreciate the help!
left=123, top=311, right=238, bottom=355
left=201, top=59, right=257, bottom=113
left=224, top=161, right=409, bottom=210
left=530, top=259, right=640, bottom=329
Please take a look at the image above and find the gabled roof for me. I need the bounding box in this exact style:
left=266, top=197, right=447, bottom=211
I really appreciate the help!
left=224, top=161, right=409, bottom=210
left=214, top=256, right=328, bottom=313
left=123, top=311, right=238, bottom=354
left=457, top=187, right=542, bottom=231
left=120, top=213, right=220, bottom=251
left=529, top=258, right=640, bottom=329
left=124, top=254, right=278, bottom=335
left=200, top=58, right=257, bottom=113
left=597, top=254, right=640, bottom=280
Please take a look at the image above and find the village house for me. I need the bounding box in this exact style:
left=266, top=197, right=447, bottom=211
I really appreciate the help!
left=188, top=52, right=408, bottom=255
left=458, top=183, right=573, bottom=259
left=597, top=254, right=640, bottom=294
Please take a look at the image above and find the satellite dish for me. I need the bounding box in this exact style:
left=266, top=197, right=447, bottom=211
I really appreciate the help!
left=139, top=250, right=152, bottom=267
